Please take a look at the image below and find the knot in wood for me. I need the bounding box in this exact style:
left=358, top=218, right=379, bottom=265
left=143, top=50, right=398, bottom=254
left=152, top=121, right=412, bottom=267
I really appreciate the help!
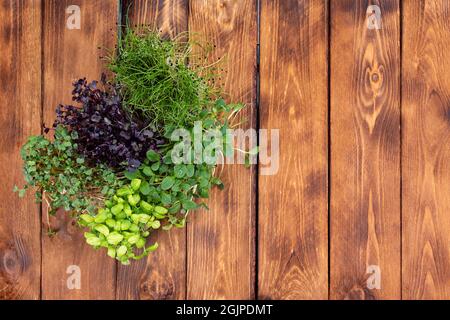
left=1, top=248, right=22, bottom=278
left=371, top=73, right=379, bottom=82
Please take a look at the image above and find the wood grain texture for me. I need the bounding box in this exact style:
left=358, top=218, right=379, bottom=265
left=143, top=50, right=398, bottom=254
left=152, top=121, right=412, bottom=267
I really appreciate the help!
left=402, top=0, right=450, bottom=300
left=116, top=0, right=187, bottom=300
left=258, top=0, right=328, bottom=299
left=41, top=0, right=118, bottom=299
left=0, top=0, right=42, bottom=300
left=330, top=0, right=400, bottom=299
left=4, top=0, right=450, bottom=300
left=187, top=0, right=257, bottom=299
left=123, top=0, right=187, bottom=38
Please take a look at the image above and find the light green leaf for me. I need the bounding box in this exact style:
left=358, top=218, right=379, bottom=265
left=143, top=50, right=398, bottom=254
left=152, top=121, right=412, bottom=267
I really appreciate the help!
left=117, top=245, right=127, bottom=257
left=151, top=220, right=161, bottom=229
left=105, top=219, right=116, bottom=228
left=130, top=179, right=142, bottom=191
left=95, top=224, right=110, bottom=236
left=136, top=238, right=146, bottom=249
left=128, top=234, right=140, bottom=244
left=94, top=212, right=108, bottom=223
left=147, top=242, right=159, bottom=252
left=86, top=237, right=101, bottom=247
left=127, top=194, right=141, bottom=206
left=107, top=247, right=116, bottom=258
left=80, top=214, right=94, bottom=224
left=121, top=220, right=131, bottom=230
left=138, top=214, right=151, bottom=224
left=111, top=203, right=124, bottom=215
left=140, top=200, right=153, bottom=212
left=107, top=232, right=124, bottom=245
left=84, top=232, right=96, bottom=239
left=116, top=187, right=132, bottom=197
left=154, top=206, right=168, bottom=215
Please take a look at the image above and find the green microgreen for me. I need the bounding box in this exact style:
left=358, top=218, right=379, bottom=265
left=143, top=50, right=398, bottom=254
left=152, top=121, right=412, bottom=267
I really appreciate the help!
left=108, top=26, right=220, bottom=131
left=16, top=126, right=124, bottom=216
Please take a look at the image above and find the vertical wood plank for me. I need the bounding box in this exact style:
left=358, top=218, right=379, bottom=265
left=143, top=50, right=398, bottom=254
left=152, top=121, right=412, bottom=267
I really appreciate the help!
left=116, top=0, right=187, bottom=300
left=187, top=0, right=257, bottom=299
left=402, top=0, right=450, bottom=300
left=258, top=0, right=328, bottom=299
left=0, top=0, right=42, bottom=300
left=123, top=0, right=187, bottom=38
left=42, top=0, right=118, bottom=299
left=330, top=0, right=400, bottom=299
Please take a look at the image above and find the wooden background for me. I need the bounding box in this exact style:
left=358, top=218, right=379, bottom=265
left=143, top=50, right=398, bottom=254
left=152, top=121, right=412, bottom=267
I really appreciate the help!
left=1, top=0, right=450, bottom=300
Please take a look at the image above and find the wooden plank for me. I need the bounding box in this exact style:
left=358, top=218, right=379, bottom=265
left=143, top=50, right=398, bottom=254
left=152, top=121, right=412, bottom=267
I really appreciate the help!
left=0, top=0, right=42, bottom=300
left=41, top=0, right=118, bottom=299
left=123, top=0, right=187, bottom=38
left=187, top=0, right=257, bottom=299
left=402, top=0, right=450, bottom=300
left=258, top=0, right=328, bottom=299
left=330, top=0, right=400, bottom=299
left=116, top=0, right=187, bottom=300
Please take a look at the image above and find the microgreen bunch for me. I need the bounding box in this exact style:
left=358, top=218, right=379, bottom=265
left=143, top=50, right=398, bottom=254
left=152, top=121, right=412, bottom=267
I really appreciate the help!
left=83, top=145, right=223, bottom=264
left=53, top=77, right=165, bottom=170
left=124, top=149, right=223, bottom=228
left=108, top=27, right=218, bottom=131
left=80, top=178, right=163, bottom=265
left=15, top=27, right=251, bottom=265
left=16, top=126, right=123, bottom=215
